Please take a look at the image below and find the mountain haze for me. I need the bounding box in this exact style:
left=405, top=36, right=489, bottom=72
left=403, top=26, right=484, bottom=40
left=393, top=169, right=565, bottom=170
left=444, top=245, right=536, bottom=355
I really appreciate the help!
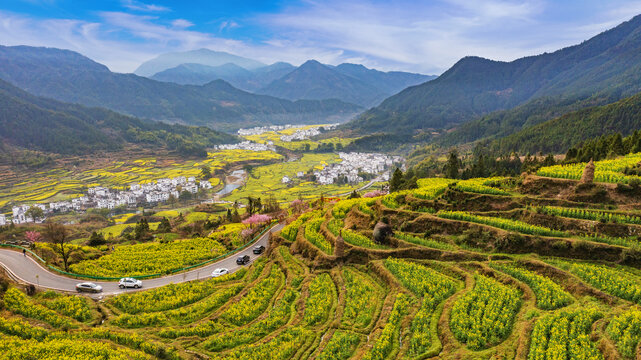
left=151, top=61, right=296, bottom=92
left=333, top=63, right=435, bottom=96
left=146, top=55, right=433, bottom=107
left=134, top=48, right=266, bottom=76
left=0, top=46, right=361, bottom=131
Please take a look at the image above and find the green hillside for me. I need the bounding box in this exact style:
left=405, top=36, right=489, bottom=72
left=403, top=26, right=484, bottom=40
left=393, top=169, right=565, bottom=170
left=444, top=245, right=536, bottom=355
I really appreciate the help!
left=345, top=14, right=641, bottom=139
left=487, top=92, right=641, bottom=155
left=0, top=79, right=237, bottom=155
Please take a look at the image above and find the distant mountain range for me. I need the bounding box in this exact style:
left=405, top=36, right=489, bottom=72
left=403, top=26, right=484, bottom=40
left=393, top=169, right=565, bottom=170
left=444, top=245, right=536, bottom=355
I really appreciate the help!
left=145, top=52, right=434, bottom=107
left=345, top=14, right=641, bottom=144
left=151, top=61, right=296, bottom=92
left=0, top=46, right=361, bottom=131
left=256, top=60, right=388, bottom=107
left=134, top=48, right=266, bottom=77
left=0, top=78, right=237, bottom=155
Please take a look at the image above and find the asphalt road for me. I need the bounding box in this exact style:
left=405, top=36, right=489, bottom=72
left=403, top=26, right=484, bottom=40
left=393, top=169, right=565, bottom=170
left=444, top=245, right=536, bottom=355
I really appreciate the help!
left=337, top=176, right=383, bottom=197
left=0, top=223, right=283, bottom=298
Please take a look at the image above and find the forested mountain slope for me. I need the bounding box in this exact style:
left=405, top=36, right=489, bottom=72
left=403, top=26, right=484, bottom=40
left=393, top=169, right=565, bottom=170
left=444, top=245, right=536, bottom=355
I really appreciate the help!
left=486, top=92, right=641, bottom=155
left=0, top=79, right=237, bottom=155
left=345, top=14, right=641, bottom=138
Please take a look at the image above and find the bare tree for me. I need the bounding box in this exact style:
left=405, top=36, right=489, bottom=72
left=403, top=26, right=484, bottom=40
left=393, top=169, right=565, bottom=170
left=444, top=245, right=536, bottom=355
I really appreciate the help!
left=44, top=222, right=71, bottom=271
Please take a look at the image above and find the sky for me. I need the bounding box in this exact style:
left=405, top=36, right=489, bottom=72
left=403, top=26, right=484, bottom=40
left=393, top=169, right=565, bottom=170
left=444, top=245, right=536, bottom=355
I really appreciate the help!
left=1, top=0, right=641, bottom=75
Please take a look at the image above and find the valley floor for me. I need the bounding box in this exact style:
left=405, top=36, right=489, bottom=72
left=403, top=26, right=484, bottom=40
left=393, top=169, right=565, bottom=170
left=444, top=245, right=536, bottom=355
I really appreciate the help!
left=2, top=167, right=641, bottom=359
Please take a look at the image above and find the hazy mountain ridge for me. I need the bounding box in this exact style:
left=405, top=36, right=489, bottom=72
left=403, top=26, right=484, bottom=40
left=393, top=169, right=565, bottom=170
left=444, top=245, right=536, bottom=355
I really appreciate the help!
left=0, top=46, right=361, bottom=131
left=148, top=57, right=434, bottom=107
left=332, top=63, right=435, bottom=95
left=134, top=48, right=266, bottom=76
left=257, top=60, right=389, bottom=107
left=151, top=62, right=296, bottom=92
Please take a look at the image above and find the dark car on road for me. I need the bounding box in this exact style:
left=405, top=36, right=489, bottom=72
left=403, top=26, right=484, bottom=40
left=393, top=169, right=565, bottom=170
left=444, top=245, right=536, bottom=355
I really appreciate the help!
left=236, top=255, right=250, bottom=265
left=253, top=245, right=265, bottom=254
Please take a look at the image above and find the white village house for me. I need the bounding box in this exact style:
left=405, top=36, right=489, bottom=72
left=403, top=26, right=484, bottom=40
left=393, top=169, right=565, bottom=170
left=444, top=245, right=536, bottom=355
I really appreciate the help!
left=7, top=175, right=212, bottom=224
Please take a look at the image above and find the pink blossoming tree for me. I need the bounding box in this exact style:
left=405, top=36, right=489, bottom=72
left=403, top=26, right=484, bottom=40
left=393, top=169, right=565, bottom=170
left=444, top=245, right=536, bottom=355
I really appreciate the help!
left=242, top=214, right=272, bottom=228
left=363, top=190, right=385, bottom=198
left=24, top=231, right=42, bottom=243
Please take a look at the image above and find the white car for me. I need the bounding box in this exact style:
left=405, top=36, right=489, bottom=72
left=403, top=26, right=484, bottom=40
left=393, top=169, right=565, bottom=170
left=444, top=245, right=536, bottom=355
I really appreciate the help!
left=118, top=277, right=142, bottom=289
left=211, top=268, right=229, bottom=278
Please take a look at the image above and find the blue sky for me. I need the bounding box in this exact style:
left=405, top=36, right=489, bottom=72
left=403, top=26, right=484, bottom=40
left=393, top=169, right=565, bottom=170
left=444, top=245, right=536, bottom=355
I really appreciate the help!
left=2, top=0, right=641, bottom=74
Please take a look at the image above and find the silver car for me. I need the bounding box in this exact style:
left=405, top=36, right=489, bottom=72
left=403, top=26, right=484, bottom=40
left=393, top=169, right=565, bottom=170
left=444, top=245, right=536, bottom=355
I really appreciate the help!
left=76, top=282, right=103, bottom=293
left=118, top=277, right=142, bottom=289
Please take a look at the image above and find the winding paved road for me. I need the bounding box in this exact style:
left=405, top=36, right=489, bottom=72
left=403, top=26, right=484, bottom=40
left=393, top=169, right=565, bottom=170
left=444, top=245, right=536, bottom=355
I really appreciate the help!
left=0, top=223, right=283, bottom=298
left=337, top=175, right=383, bottom=197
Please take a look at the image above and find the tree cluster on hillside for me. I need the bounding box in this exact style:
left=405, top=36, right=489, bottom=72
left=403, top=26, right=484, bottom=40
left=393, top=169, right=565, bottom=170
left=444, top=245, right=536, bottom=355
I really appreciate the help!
left=406, top=148, right=556, bottom=182
left=390, top=168, right=418, bottom=192
left=310, top=142, right=344, bottom=153
left=566, top=131, right=641, bottom=163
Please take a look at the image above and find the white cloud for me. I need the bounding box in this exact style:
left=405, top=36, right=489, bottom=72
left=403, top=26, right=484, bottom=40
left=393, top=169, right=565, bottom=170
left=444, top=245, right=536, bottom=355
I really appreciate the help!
left=171, top=19, right=194, bottom=28
left=219, top=20, right=239, bottom=32
left=121, top=0, right=170, bottom=13
left=255, top=0, right=550, bottom=73
left=0, top=1, right=640, bottom=74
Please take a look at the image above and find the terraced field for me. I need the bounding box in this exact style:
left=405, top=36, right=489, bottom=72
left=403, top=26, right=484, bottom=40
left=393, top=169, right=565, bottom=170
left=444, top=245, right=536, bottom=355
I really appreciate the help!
left=241, top=124, right=354, bottom=151
left=3, top=170, right=641, bottom=359
left=0, top=150, right=283, bottom=210
left=224, top=153, right=370, bottom=202
left=537, top=152, right=641, bottom=184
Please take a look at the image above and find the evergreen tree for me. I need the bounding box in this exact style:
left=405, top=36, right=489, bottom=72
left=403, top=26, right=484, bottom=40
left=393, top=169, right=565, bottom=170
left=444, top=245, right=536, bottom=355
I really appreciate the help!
left=88, top=231, right=106, bottom=246
left=157, top=217, right=172, bottom=233
left=405, top=176, right=418, bottom=190
left=611, top=133, right=625, bottom=156
left=134, top=218, right=151, bottom=241
left=444, top=150, right=460, bottom=179
left=390, top=168, right=404, bottom=192
left=232, top=209, right=241, bottom=223
left=200, top=166, right=212, bottom=179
